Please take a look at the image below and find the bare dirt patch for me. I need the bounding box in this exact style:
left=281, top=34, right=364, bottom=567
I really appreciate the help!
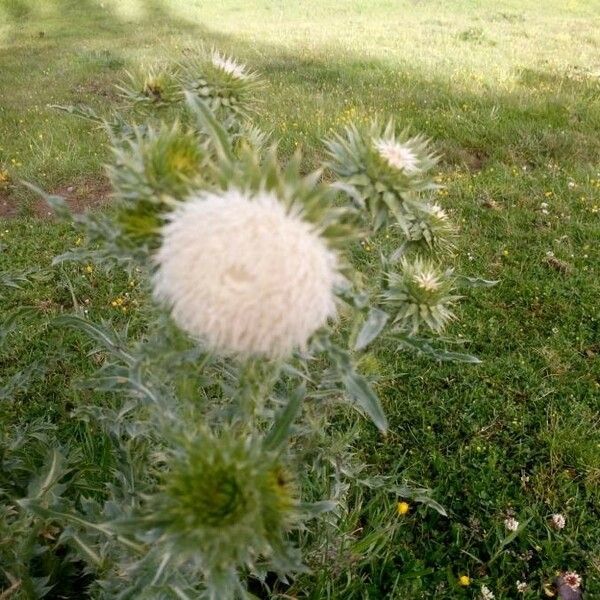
left=0, top=177, right=112, bottom=219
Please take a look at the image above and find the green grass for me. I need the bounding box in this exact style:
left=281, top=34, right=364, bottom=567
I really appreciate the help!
left=1, top=0, right=600, bottom=598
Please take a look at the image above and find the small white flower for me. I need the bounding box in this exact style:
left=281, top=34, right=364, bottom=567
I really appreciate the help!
left=516, top=580, right=528, bottom=593
left=211, top=51, right=249, bottom=80
left=550, top=513, right=566, bottom=530
left=568, top=181, right=576, bottom=189
left=374, top=139, right=419, bottom=173
left=480, top=584, right=495, bottom=599
left=504, top=516, right=519, bottom=532
left=541, top=209, right=549, bottom=215
left=540, top=202, right=549, bottom=209
left=153, top=189, right=339, bottom=358
left=430, top=203, right=448, bottom=220
left=414, top=270, right=441, bottom=292
left=562, top=571, right=582, bottom=590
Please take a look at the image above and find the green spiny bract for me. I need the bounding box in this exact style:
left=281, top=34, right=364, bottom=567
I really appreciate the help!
left=401, top=194, right=457, bottom=256
left=144, top=430, right=301, bottom=591
left=325, top=120, right=438, bottom=231
left=107, top=122, right=207, bottom=247
left=382, top=257, right=460, bottom=334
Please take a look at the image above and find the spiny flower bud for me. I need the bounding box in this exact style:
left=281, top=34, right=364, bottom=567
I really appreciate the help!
left=382, top=257, right=459, bottom=334
left=403, top=199, right=457, bottom=255
left=147, top=430, right=300, bottom=588
left=180, top=50, right=263, bottom=117
left=325, top=120, right=438, bottom=230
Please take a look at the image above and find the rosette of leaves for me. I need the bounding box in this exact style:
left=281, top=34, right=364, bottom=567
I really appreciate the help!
left=325, top=120, right=438, bottom=231
left=178, top=50, right=263, bottom=120
left=382, top=257, right=460, bottom=334
left=141, top=429, right=302, bottom=596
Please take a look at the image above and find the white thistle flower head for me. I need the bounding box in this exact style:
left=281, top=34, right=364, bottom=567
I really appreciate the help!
left=211, top=51, right=249, bottom=80
left=374, top=138, right=419, bottom=174
left=562, top=571, right=582, bottom=590
left=414, top=269, right=441, bottom=292
left=430, top=203, right=449, bottom=220
left=480, top=585, right=495, bottom=600
left=516, top=580, right=528, bottom=593
left=153, top=189, right=339, bottom=358
left=504, top=516, right=519, bottom=532
left=382, top=257, right=457, bottom=335
left=550, top=513, right=566, bottom=530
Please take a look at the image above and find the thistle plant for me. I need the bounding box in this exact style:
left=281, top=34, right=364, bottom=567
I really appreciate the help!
left=3, top=48, right=496, bottom=599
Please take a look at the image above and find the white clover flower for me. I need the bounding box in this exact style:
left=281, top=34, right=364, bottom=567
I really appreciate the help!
left=211, top=51, right=248, bottom=80
left=504, top=516, right=519, bottom=532
left=516, top=580, right=528, bottom=593
left=374, top=138, right=419, bottom=173
left=480, top=585, right=495, bottom=600
left=153, top=189, right=339, bottom=358
left=550, top=513, right=566, bottom=530
left=562, top=571, right=582, bottom=590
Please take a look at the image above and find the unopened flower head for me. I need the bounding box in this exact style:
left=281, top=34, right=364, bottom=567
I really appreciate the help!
left=153, top=189, right=340, bottom=358
left=550, top=513, right=566, bottom=530
left=505, top=516, right=519, bottom=531
left=374, top=138, right=419, bottom=174
left=562, top=571, right=582, bottom=590
left=404, top=200, right=457, bottom=254
left=382, top=257, right=458, bottom=334
left=211, top=50, right=249, bottom=80
left=148, top=430, right=300, bottom=585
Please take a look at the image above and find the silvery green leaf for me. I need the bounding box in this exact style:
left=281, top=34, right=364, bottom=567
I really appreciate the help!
left=355, top=308, right=389, bottom=351
left=299, top=500, right=337, bottom=516
left=184, top=91, right=234, bottom=164
left=264, top=385, right=304, bottom=451
left=329, top=345, right=388, bottom=432
left=412, top=494, right=448, bottom=517
left=454, top=275, right=499, bottom=288
left=395, top=334, right=481, bottom=364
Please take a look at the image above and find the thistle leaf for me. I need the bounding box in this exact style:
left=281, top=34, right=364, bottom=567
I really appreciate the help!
left=355, top=308, right=389, bottom=351
left=184, top=90, right=234, bottom=164
left=454, top=275, right=499, bottom=288
left=394, top=334, right=481, bottom=363
left=328, top=345, right=388, bottom=432
left=264, top=386, right=304, bottom=451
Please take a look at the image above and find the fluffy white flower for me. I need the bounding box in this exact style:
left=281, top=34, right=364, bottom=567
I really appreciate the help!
left=374, top=139, right=419, bottom=173
left=550, top=513, right=566, bottom=530
left=480, top=585, right=495, bottom=600
left=153, top=189, right=339, bottom=358
left=211, top=51, right=248, bottom=80
left=504, top=516, right=519, bottom=532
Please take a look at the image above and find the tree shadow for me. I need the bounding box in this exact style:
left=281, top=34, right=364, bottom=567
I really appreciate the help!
left=0, top=0, right=599, bottom=211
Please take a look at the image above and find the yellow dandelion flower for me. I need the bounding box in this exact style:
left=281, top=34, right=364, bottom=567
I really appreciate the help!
left=397, top=501, right=410, bottom=515
left=458, top=575, right=471, bottom=587
left=85, top=264, right=93, bottom=273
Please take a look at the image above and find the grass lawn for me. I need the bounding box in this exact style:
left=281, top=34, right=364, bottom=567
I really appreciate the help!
left=1, top=0, right=599, bottom=598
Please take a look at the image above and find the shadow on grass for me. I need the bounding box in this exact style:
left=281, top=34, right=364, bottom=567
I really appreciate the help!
left=0, top=0, right=599, bottom=208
